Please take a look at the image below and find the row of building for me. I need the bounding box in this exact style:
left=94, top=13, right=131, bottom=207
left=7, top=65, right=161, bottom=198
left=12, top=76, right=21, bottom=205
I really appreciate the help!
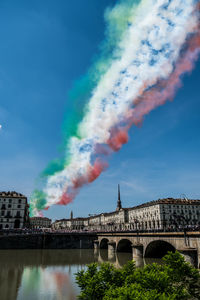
left=1, top=188, right=200, bottom=231
left=52, top=185, right=200, bottom=231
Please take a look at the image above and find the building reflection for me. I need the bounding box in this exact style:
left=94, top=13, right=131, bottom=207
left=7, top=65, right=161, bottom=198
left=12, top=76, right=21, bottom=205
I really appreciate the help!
left=0, top=267, right=23, bottom=300
left=0, top=250, right=95, bottom=300
left=0, top=249, right=141, bottom=300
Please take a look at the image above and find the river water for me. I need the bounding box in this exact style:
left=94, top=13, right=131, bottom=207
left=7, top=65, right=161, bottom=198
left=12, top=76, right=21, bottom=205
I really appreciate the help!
left=0, top=249, right=162, bottom=300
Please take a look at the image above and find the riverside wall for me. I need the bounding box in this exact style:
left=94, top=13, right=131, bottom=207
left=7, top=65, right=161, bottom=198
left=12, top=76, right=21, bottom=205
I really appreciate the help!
left=0, top=233, right=97, bottom=249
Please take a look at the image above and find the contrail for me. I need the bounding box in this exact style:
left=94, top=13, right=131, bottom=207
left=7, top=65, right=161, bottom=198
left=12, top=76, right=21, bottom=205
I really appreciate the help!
left=30, top=0, right=200, bottom=216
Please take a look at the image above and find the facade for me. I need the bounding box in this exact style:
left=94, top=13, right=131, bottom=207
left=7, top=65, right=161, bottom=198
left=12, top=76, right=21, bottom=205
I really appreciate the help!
left=52, top=186, right=200, bottom=232
left=0, top=191, right=29, bottom=229
left=30, top=217, right=51, bottom=228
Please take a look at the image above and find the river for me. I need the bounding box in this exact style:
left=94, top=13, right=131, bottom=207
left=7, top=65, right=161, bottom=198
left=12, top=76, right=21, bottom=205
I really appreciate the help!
left=0, top=249, right=162, bottom=300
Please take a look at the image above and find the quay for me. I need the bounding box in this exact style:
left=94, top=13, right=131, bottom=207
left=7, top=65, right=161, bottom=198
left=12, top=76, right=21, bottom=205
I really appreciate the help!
left=0, top=232, right=97, bottom=250
left=0, top=230, right=200, bottom=267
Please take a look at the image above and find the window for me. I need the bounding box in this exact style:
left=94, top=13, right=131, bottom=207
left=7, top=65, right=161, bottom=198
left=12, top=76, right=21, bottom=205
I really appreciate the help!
left=1, top=211, right=4, bottom=216
left=8, top=204, right=11, bottom=208
left=9, top=199, right=12, bottom=203
left=6, top=211, right=11, bottom=217
left=18, top=199, right=21, bottom=204
left=18, top=205, right=21, bottom=208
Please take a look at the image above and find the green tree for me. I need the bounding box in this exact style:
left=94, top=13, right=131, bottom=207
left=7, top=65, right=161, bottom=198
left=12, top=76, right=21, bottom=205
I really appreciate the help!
left=104, top=283, right=178, bottom=300
left=163, top=251, right=200, bottom=299
left=76, top=251, right=200, bottom=300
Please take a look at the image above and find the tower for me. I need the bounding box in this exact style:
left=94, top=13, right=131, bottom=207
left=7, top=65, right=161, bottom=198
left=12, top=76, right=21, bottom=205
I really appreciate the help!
left=70, top=210, right=73, bottom=219
left=116, top=184, right=122, bottom=211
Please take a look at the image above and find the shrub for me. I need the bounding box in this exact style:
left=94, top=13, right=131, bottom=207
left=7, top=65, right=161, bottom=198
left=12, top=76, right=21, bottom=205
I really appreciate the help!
left=76, top=251, right=200, bottom=300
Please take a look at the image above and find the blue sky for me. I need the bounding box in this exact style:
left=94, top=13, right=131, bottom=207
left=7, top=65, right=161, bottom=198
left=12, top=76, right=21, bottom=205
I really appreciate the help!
left=0, top=0, right=199, bottom=221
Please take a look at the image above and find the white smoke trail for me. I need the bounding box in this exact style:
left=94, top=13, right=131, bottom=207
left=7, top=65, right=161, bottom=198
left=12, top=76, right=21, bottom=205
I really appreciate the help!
left=36, top=0, right=199, bottom=213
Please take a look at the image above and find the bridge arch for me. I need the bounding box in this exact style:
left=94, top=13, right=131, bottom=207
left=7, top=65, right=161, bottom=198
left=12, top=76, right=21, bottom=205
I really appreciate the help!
left=117, top=239, right=132, bottom=253
left=145, top=240, right=175, bottom=258
left=100, top=238, right=109, bottom=249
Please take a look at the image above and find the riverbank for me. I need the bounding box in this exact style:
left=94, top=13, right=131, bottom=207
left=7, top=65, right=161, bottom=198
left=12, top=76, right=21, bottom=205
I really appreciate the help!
left=0, top=232, right=97, bottom=249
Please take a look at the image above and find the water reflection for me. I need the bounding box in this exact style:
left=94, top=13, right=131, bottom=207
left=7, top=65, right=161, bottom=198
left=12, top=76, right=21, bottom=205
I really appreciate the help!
left=144, top=257, right=165, bottom=265
left=0, top=249, right=161, bottom=300
left=0, top=266, right=23, bottom=300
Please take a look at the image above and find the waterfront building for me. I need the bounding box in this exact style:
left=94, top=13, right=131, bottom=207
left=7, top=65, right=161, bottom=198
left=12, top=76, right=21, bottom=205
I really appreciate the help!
left=30, top=217, right=51, bottom=228
left=52, top=186, right=200, bottom=231
left=0, top=191, right=29, bottom=229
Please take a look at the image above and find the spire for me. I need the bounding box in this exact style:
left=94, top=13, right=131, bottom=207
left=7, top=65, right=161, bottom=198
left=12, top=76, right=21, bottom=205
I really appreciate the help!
left=116, top=184, right=122, bottom=211
left=70, top=211, right=73, bottom=219
left=118, top=184, right=121, bottom=202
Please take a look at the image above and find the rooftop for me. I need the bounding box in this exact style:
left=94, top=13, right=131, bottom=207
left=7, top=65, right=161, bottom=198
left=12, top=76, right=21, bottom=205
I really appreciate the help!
left=129, top=198, right=200, bottom=210
left=0, top=191, right=26, bottom=198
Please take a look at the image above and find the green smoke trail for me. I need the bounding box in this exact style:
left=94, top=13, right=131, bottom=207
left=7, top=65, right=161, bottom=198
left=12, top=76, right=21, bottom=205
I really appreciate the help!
left=30, top=0, right=141, bottom=215
left=30, top=190, right=47, bottom=216
left=41, top=158, right=66, bottom=178
left=41, top=0, right=141, bottom=178
left=59, top=0, right=141, bottom=172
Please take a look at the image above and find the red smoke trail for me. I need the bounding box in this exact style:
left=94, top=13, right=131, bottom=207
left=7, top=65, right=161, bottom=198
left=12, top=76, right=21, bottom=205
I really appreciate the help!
left=56, top=158, right=108, bottom=206
left=44, top=206, right=50, bottom=210
left=73, top=175, right=88, bottom=189
left=43, top=27, right=200, bottom=211
left=55, top=31, right=200, bottom=209
left=105, top=31, right=200, bottom=157
left=107, top=128, right=129, bottom=151
left=58, top=190, right=77, bottom=205
left=71, top=159, right=108, bottom=187
left=88, top=159, right=108, bottom=182
left=130, top=32, right=200, bottom=126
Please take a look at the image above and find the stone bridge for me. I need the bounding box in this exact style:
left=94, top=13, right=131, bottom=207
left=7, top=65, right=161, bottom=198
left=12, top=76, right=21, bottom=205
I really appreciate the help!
left=94, top=231, right=200, bottom=267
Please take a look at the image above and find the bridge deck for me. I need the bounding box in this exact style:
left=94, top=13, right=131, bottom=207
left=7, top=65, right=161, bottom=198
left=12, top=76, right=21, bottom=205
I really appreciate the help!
left=97, top=231, right=200, bottom=237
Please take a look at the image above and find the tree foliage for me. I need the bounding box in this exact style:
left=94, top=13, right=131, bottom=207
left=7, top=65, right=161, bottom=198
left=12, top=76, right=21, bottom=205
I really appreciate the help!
left=76, top=251, right=200, bottom=300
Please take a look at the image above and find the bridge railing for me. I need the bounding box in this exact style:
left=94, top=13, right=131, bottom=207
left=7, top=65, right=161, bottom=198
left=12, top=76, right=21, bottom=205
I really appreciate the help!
left=1, top=225, right=200, bottom=236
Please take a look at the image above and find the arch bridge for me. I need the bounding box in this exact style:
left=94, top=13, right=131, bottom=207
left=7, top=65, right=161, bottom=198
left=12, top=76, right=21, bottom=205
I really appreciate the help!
left=94, top=232, right=200, bottom=267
